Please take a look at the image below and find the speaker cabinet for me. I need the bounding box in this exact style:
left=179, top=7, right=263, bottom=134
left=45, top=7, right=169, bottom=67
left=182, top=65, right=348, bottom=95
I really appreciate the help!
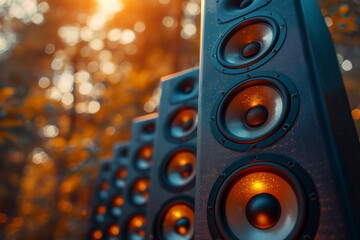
left=88, top=160, right=113, bottom=240
left=196, top=0, right=360, bottom=239
left=118, top=113, right=157, bottom=240
left=145, top=67, right=199, bottom=240
left=101, top=143, right=130, bottom=240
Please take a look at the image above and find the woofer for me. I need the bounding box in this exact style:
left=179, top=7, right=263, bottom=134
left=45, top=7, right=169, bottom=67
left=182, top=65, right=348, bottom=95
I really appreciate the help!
left=130, top=178, right=150, bottom=206
left=107, top=224, right=120, bottom=238
left=134, top=145, right=153, bottom=171
left=207, top=154, right=319, bottom=240
left=111, top=195, right=124, bottom=217
left=126, top=214, right=146, bottom=240
left=95, top=205, right=106, bottom=223
left=113, top=167, right=127, bottom=189
left=167, top=107, right=198, bottom=142
left=212, top=13, right=286, bottom=74
left=156, top=198, right=195, bottom=240
left=162, top=148, right=196, bottom=190
left=211, top=72, right=299, bottom=151
left=99, top=181, right=110, bottom=199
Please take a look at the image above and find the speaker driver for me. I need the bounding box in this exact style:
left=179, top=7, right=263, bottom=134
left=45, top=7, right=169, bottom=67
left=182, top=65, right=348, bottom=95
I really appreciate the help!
left=107, top=224, right=120, bottom=239
left=99, top=181, right=110, bottom=199
left=111, top=195, right=124, bottom=217
left=167, top=107, right=198, bottom=141
left=208, top=154, right=319, bottom=240
left=130, top=178, right=150, bottom=206
left=212, top=13, right=286, bottom=74
left=91, top=230, right=102, bottom=240
left=157, top=199, right=195, bottom=240
left=113, top=167, right=127, bottom=189
left=126, top=214, right=146, bottom=240
left=95, top=205, right=106, bottom=223
left=134, top=145, right=153, bottom=171
left=211, top=73, right=299, bottom=151
left=162, top=149, right=196, bottom=190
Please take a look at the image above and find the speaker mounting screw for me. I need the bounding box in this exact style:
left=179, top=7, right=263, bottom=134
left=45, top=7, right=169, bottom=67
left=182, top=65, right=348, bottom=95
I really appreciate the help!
left=221, top=91, right=225, bottom=95
left=210, top=116, right=215, bottom=122
left=221, top=139, right=226, bottom=144
left=287, top=161, right=295, bottom=168
left=283, top=124, right=290, bottom=130
left=280, top=24, right=285, bottom=29
left=309, top=193, right=318, bottom=201
left=252, top=155, right=257, bottom=160
left=221, top=68, right=225, bottom=72
left=246, top=67, right=250, bottom=71
left=273, top=49, right=278, bottom=53
left=275, top=74, right=280, bottom=78
left=291, top=93, right=298, bottom=98
left=250, top=144, right=256, bottom=150
left=247, top=73, right=251, bottom=78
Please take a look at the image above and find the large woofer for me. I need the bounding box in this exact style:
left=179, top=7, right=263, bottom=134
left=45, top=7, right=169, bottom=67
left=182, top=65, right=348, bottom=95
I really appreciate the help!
left=208, top=154, right=319, bottom=240
left=157, top=199, right=195, bottom=240
left=134, top=145, right=153, bottom=171
left=111, top=195, right=124, bottom=217
left=162, top=149, right=196, bottom=190
left=211, top=73, right=299, bottom=151
left=126, top=214, right=146, bottom=240
left=113, top=167, right=127, bottom=189
left=212, top=13, right=286, bottom=74
left=167, top=107, right=198, bottom=141
left=130, top=178, right=150, bottom=206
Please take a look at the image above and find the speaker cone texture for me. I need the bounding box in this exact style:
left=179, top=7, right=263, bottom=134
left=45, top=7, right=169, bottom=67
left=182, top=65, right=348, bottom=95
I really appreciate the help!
left=131, top=178, right=150, bottom=206
left=160, top=202, right=194, bottom=240
left=169, top=108, right=198, bottom=140
left=126, top=214, right=146, bottom=240
left=134, top=145, right=153, bottom=171
left=165, top=150, right=196, bottom=189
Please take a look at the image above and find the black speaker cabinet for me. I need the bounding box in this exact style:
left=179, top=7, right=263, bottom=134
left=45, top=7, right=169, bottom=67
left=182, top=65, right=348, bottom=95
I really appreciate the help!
left=145, top=67, right=199, bottom=240
left=88, top=159, right=113, bottom=240
left=101, top=142, right=130, bottom=240
left=196, top=0, right=360, bottom=239
left=117, top=113, right=157, bottom=240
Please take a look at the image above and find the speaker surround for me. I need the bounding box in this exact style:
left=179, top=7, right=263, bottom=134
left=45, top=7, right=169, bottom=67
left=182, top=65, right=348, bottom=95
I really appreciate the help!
left=207, top=154, right=319, bottom=240
left=211, top=72, right=299, bottom=151
left=212, top=12, right=286, bottom=74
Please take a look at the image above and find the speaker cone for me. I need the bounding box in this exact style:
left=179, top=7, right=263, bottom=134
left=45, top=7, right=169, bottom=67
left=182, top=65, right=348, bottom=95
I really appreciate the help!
left=164, top=150, right=196, bottom=189
left=212, top=14, right=286, bottom=73
left=95, top=205, right=106, bottom=223
left=130, top=178, right=150, bottom=206
left=211, top=74, right=299, bottom=150
left=134, top=145, right=153, bottom=171
left=111, top=195, right=124, bottom=217
left=126, top=214, right=146, bottom=240
left=159, top=201, right=194, bottom=240
left=99, top=181, right=110, bottom=199
left=113, top=167, right=127, bottom=189
left=168, top=107, right=198, bottom=140
left=208, top=156, right=319, bottom=240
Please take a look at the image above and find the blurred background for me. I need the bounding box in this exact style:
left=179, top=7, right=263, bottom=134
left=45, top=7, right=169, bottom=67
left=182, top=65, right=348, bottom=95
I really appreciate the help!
left=0, top=0, right=358, bottom=239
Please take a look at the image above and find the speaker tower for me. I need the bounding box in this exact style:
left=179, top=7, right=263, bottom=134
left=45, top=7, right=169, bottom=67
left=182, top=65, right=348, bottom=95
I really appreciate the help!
left=196, top=0, right=360, bottom=239
left=145, top=67, right=199, bottom=240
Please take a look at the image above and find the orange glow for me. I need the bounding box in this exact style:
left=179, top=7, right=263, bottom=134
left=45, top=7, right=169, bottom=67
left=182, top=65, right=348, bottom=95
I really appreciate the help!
left=252, top=181, right=265, bottom=192
left=97, top=205, right=106, bottom=214
left=130, top=215, right=145, bottom=228
left=256, top=213, right=271, bottom=229
left=100, top=182, right=109, bottom=190
left=0, top=213, right=7, bottom=224
left=173, top=211, right=181, bottom=218
left=352, top=109, right=360, bottom=120
left=92, top=230, right=102, bottom=240
left=113, top=195, right=124, bottom=206
left=96, top=0, right=124, bottom=15
left=178, top=226, right=188, bottom=236
left=109, top=225, right=120, bottom=236
left=140, top=146, right=153, bottom=158
left=135, top=179, right=149, bottom=192
left=117, top=168, right=127, bottom=179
